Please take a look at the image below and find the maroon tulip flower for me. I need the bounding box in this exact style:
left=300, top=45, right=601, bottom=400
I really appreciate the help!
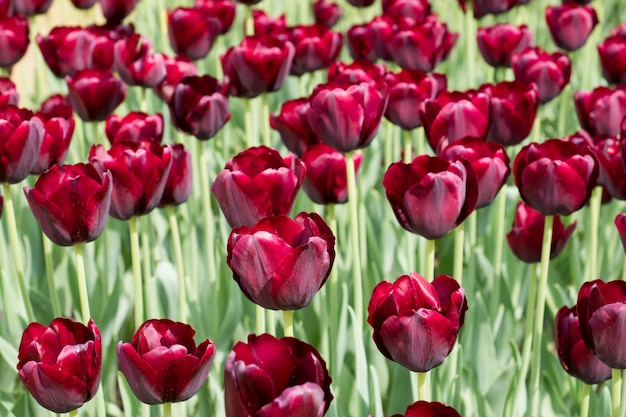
left=31, top=109, right=75, bottom=174
left=235, top=0, right=262, bottom=4
left=598, top=26, right=626, bottom=85
left=476, top=23, right=533, bottom=68
left=327, top=59, right=387, bottom=84
left=464, top=0, right=520, bottom=19
left=593, top=137, right=626, bottom=200
left=105, top=111, right=163, bottom=144
left=13, top=0, right=52, bottom=15
left=346, top=16, right=395, bottom=63
left=615, top=213, right=626, bottom=253
left=383, top=155, right=478, bottom=240
left=393, top=401, right=462, bottom=417
left=100, top=0, right=140, bottom=24
left=368, top=272, right=468, bottom=372
left=154, top=54, right=198, bottom=103
left=227, top=212, right=335, bottom=310
left=221, top=34, right=295, bottom=98
left=382, top=0, right=431, bottom=23
left=70, top=0, right=97, bottom=9
left=511, top=47, right=571, bottom=104
left=384, top=69, right=447, bottom=131
left=480, top=81, right=539, bottom=147
left=312, top=0, right=342, bottom=28
left=270, top=97, right=320, bottom=156
left=622, top=115, right=626, bottom=138
left=0, top=77, right=19, bottom=107
left=513, top=139, right=598, bottom=216
left=252, top=10, right=287, bottom=36
left=308, top=80, right=388, bottom=153
left=167, top=7, right=222, bottom=61
left=170, top=75, right=230, bottom=140
left=555, top=305, right=612, bottom=384
left=117, top=319, right=216, bottom=405
left=388, top=16, right=458, bottom=73
left=159, top=143, right=192, bottom=207
left=0, top=106, right=44, bottom=184
left=577, top=279, right=626, bottom=369
left=66, top=69, right=127, bottom=122
left=301, top=144, right=363, bottom=204
left=546, top=4, right=598, bottom=51
left=0, top=16, right=29, bottom=69
left=506, top=201, right=576, bottom=263
left=114, top=34, right=166, bottom=87
left=24, top=164, right=112, bottom=246
left=287, top=24, right=342, bottom=76
left=574, top=86, right=626, bottom=137
left=211, top=146, right=305, bottom=227
left=225, top=334, right=333, bottom=417
left=195, top=0, right=236, bottom=35
left=40, top=94, right=73, bottom=118
left=17, top=318, right=102, bottom=413
left=419, top=90, right=491, bottom=152
left=89, top=139, right=172, bottom=220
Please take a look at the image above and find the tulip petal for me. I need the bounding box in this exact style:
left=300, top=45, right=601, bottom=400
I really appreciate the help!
left=257, top=383, right=326, bottom=417
left=117, top=342, right=164, bottom=404
left=589, top=303, right=626, bottom=369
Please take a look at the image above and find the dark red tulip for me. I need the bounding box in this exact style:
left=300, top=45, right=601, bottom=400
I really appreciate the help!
left=301, top=144, right=363, bottom=204
left=511, top=47, right=571, bottom=104
left=31, top=110, right=75, bottom=174
left=252, top=10, right=287, bottom=36
left=0, top=16, right=29, bottom=68
left=154, top=54, right=198, bottom=103
left=615, top=213, right=626, bottom=253
left=70, top=0, right=97, bottom=9
left=169, top=75, right=230, bottom=140
left=513, top=139, right=598, bottom=216
left=346, top=16, right=395, bottom=63
left=388, top=15, right=458, bottom=72
left=574, top=86, right=626, bottom=137
left=327, top=59, right=387, bottom=84
left=555, top=305, right=612, bottom=384
left=395, top=401, right=462, bottom=417
left=224, top=333, right=333, bottom=417
left=0, top=77, right=19, bottom=107
left=194, top=0, right=236, bottom=35
left=383, top=155, right=478, bottom=240
left=159, top=143, right=192, bottom=207
left=212, top=146, right=305, bottom=227
left=480, top=81, right=539, bottom=146
left=382, top=0, right=431, bottom=23
left=546, top=4, right=598, bottom=51
left=0, top=106, right=44, bottom=184
left=0, top=0, right=12, bottom=17
left=476, top=23, right=533, bottom=68
left=419, top=90, right=491, bottom=152
left=577, top=279, right=626, bottom=369
left=235, top=0, right=262, bottom=5
left=89, top=139, right=172, bottom=220
left=40, top=94, right=73, bottom=118
left=308, top=80, right=388, bottom=153
left=622, top=115, right=626, bottom=139
left=593, top=137, right=626, bottom=200
left=167, top=7, right=222, bottom=61
left=384, top=69, right=447, bottom=131
left=464, top=0, right=519, bottom=19
left=13, top=0, right=52, bottom=15
left=287, top=24, right=342, bottom=76
left=17, top=318, right=101, bottom=413
left=368, top=273, right=467, bottom=372
left=506, top=201, right=576, bottom=263
left=270, top=97, right=320, bottom=156
left=347, top=0, right=375, bottom=6
left=105, top=112, right=163, bottom=144
left=114, top=34, right=166, bottom=87
left=66, top=69, right=127, bottom=122
left=227, top=212, right=335, bottom=310
left=24, top=164, right=112, bottom=246
left=100, top=0, right=140, bottom=24
left=312, top=0, right=342, bottom=28
left=598, top=26, right=626, bottom=85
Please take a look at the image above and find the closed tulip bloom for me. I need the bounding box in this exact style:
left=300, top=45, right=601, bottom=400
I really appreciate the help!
left=476, top=23, right=533, bottom=68
left=593, top=137, right=626, bottom=200
left=17, top=318, right=102, bottom=413
left=287, top=24, right=342, bottom=76
left=159, top=143, right=192, bottom=207
left=24, top=164, right=112, bottom=246
left=383, top=155, right=477, bottom=240
left=235, top=0, right=262, bottom=4
left=312, top=0, right=342, bottom=28
left=555, top=305, right=612, bottom=384
left=40, top=94, right=73, bottom=118
left=105, top=111, right=163, bottom=144
left=100, top=0, right=140, bottom=23
left=224, top=333, right=333, bottom=417
left=327, top=59, right=387, bottom=84
left=384, top=69, right=447, bottom=131
left=546, top=4, right=598, bottom=51
left=13, top=0, right=52, bottom=15
left=252, top=10, right=287, bottom=36
left=465, top=0, right=519, bottom=19
left=346, top=16, right=395, bottom=62
left=598, top=27, right=626, bottom=85
left=308, top=80, right=388, bottom=153
left=89, top=139, right=172, bottom=220
left=167, top=7, right=222, bottom=61
left=368, top=273, right=468, bottom=372
left=347, top=0, right=375, bottom=6
left=270, top=97, right=320, bottom=156
left=195, top=0, right=236, bottom=35
left=0, top=16, right=29, bottom=68
left=394, top=401, right=462, bottom=417
left=0, top=77, right=19, bottom=107
left=512, top=47, right=571, bottom=104
left=574, top=86, right=626, bottom=137
left=70, top=0, right=97, bottom=9
left=31, top=110, right=75, bottom=174
left=0, top=106, right=44, bottom=184
left=114, top=34, right=165, bottom=87
left=506, top=201, right=576, bottom=263
left=615, top=213, right=626, bottom=253
left=382, top=0, right=431, bottom=23
left=67, top=69, right=127, bottom=122
left=513, top=139, right=598, bottom=216
left=170, top=75, right=230, bottom=140
left=154, top=54, right=198, bottom=103
left=221, top=34, right=294, bottom=98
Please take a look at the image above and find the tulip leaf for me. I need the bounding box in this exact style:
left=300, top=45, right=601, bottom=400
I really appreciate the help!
left=348, top=306, right=369, bottom=409
left=335, top=283, right=349, bottom=380
left=0, top=336, right=18, bottom=370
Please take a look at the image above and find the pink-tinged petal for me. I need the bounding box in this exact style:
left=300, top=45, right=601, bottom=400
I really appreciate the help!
left=257, top=383, right=325, bottom=417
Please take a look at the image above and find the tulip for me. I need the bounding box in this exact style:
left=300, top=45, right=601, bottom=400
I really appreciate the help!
left=154, top=54, right=198, bottom=103
left=0, top=77, right=19, bottom=107
left=598, top=26, right=626, bottom=85
left=89, top=139, right=172, bottom=220
left=287, top=24, right=342, bottom=76
left=506, top=201, right=576, bottom=263
left=221, top=34, right=294, bottom=98
left=347, top=0, right=375, bottom=6
left=312, top=0, right=342, bottom=28
left=13, top=0, right=52, bottom=15
left=159, top=143, right=192, bottom=207
left=114, top=34, right=166, bottom=87
left=368, top=272, right=468, bottom=372
left=195, top=0, right=236, bottom=35
left=574, top=86, right=626, bottom=137
left=66, top=69, right=127, bottom=122
left=16, top=318, right=102, bottom=413
left=301, top=144, right=362, bottom=204
left=511, top=47, right=571, bottom=104
left=327, top=59, right=387, bottom=85
left=382, top=155, right=477, bottom=240
left=269, top=97, right=320, bottom=156
left=24, top=164, right=112, bottom=246
left=0, top=106, right=44, bottom=184
left=394, top=401, right=462, bottom=417
left=0, top=0, right=11, bottom=17
left=252, top=10, right=287, bottom=36
left=224, top=333, right=333, bottom=417
left=235, top=0, right=262, bottom=4
left=513, top=139, right=598, bottom=216
left=211, top=146, right=305, bottom=227
left=577, top=279, right=626, bottom=369
left=555, top=305, right=612, bottom=384
left=593, top=137, right=626, bottom=200
left=308, top=80, right=388, bottom=153
left=40, top=94, right=74, bottom=118
left=462, top=0, right=520, bottom=19
left=476, top=23, right=533, bottom=68
left=169, top=75, right=231, bottom=140
left=0, top=16, right=29, bottom=69
left=31, top=110, right=75, bottom=175
left=100, top=0, right=140, bottom=23
left=117, top=319, right=216, bottom=404
left=70, top=0, right=97, bottom=9
left=105, top=111, right=164, bottom=144
left=546, top=4, right=598, bottom=51
left=615, top=213, right=626, bottom=253
left=167, top=7, right=222, bottom=61
left=382, top=0, right=431, bottom=23
left=346, top=16, right=395, bottom=63
left=622, top=115, right=626, bottom=138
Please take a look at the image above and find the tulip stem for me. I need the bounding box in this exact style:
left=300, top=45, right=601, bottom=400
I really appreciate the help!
left=464, top=6, right=476, bottom=88
left=528, top=215, right=554, bottom=417
left=245, top=5, right=254, bottom=37
left=256, top=305, right=266, bottom=334
left=425, top=238, right=436, bottom=282
left=581, top=383, right=591, bottom=417
left=42, top=233, right=61, bottom=318
left=129, top=216, right=144, bottom=328
left=453, top=223, right=464, bottom=285
left=518, top=264, right=538, bottom=392
left=416, top=127, right=425, bottom=157
left=490, top=188, right=507, bottom=317
left=198, top=142, right=218, bottom=285
left=416, top=372, right=430, bottom=402
left=69, top=410, right=78, bottom=417
left=141, top=216, right=153, bottom=316
left=588, top=187, right=602, bottom=281
left=622, top=255, right=626, bottom=282
left=613, top=369, right=622, bottom=417
left=163, top=402, right=172, bottom=417
left=74, top=243, right=91, bottom=322
left=244, top=99, right=254, bottom=148
left=558, top=84, right=569, bottom=137
left=403, top=129, right=412, bottom=164
left=262, top=94, right=271, bottom=147
left=346, top=151, right=364, bottom=322
left=2, top=183, right=34, bottom=323
left=283, top=310, right=293, bottom=337
left=167, top=206, right=187, bottom=322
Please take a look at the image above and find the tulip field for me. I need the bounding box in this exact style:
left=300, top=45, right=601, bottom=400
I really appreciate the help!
left=3, top=0, right=626, bottom=416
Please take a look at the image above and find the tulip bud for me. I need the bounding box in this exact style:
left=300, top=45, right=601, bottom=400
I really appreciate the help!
left=252, top=10, right=287, bottom=36
left=167, top=7, right=222, bottom=61
left=270, top=97, right=320, bottom=157
left=154, top=54, right=198, bottom=103
left=346, top=16, right=395, bottom=63
left=287, top=24, right=342, bottom=76
left=593, top=137, right=626, bottom=200
left=397, top=401, right=463, bottom=417
left=100, top=0, right=140, bottom=24
left=66, top=69, right=127, bottom=122
left=105, top=111, right=164, bottom=144
left=0, top=77, right=19, bottom=107
left=0, top=106, right=44, bottom=184
left=546, top=4, right=598, bottom=51
left=574, top=86, right=626, bottom=137
left=382, top=0, right=431, bottom=23
left=598, top=26, right=626, bottom=85
left=70, top=0, right=97, bottom=9
left=195, top=0, right=236, bottom=35
left=159, top=143, right=192, bottom=207
left=511, top=47, right=571, bottom=104
left=476, top=23, right=533, bottom=68
left=327, top=59, right=387, bottom=84
left=31, top=110, right=75, bottom=174
left=114, top=34, right=166, bottom=87
left=312, top=0, right=342, bottom=28
left=13, top=0, right=52, bottom=16
left=0, top=16, right=30, bottom=68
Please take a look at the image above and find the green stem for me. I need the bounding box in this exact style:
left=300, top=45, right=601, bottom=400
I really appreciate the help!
left=163, top=402, right=172, bottom=417
left=622, top=255, right=626, bottom=282
left=0, top=224, right=18, bottom=335
left=588, top=187, right=602, bottom=281
left=167, top=206, right=187, bottom=322
left=92, top=120, right=101, bottom=147
left=129, top=217, right=144, bottom=328
left=453, top=223, right=465, bottom=285
left=416, top=128, right=425, bottom=157
left=403, top=129, right=412, bottom=164
left=69, top=409, right=78, bottom=417
left=262, top=94, right=271, bottom=147
left=518, top=264, right=538, bottom=390
left=416, top=372, right=430, bottom=402
left=558, top=84, right=569, bottom=137
left=2, top=183, right=34, bottom=322
left=198, top=143, right=217, bottom=284
left=141, top=215, right=152, bottom=305
left=581, top=383, right=591, bottom=417
left=384, top=123, right=394, bottom=168
left=464, top=7, right=476, bottom=89
left=528, top=215, right=554, bottom=416
left=283, top=310, right=293, bottom=337
left=256, top=304, right=266, bottom=334
left=490, top=188, right=507, bottom=317
left=346, top=152, right=364, bottom=322
left=42, top=233, right=61, bottom=317
left=267, top=310, right=276, bottom=335
left=326, top=204, right=339, bottom=376
left=244, top=99, right=254, bottom=148
left=614, top=369, right=622, bottom=417
left=74, top=243, right=91, bottom=321
left=425, top=239, right=436, bottom=282
left=245, top=5, right=254, bottom=37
